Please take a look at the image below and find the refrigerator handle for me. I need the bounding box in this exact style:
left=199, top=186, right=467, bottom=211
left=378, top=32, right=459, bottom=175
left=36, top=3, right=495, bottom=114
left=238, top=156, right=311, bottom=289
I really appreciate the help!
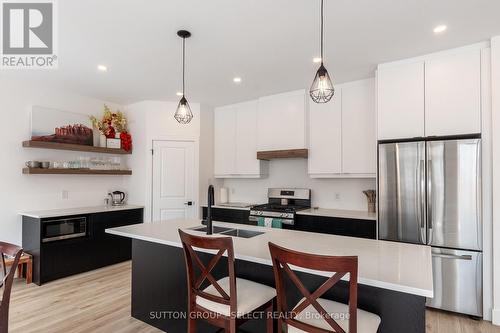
left=427, top=159, right=433, bottom=245
left=417, top=159, right=426, bottom=244
left=431, top=253, right=472, bottom=261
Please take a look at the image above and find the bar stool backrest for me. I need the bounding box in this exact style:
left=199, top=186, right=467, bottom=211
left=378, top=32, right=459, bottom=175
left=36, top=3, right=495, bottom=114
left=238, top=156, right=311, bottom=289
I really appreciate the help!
left=269, top=242, right=358, bottom=333
left=178, top=230, right=237, bottom=315
left=0, top=241, right=23, bottom=333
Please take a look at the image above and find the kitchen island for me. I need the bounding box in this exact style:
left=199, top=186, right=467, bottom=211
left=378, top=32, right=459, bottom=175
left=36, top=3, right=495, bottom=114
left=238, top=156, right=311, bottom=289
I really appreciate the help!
left=107, top=219, right=433, bottom=333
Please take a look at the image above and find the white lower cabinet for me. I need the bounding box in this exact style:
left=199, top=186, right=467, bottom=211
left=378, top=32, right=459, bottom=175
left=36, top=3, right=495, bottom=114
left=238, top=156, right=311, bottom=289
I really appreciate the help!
left=214, top=101, right=263, bottom=178
left=308, top=78, right=376, bottom=178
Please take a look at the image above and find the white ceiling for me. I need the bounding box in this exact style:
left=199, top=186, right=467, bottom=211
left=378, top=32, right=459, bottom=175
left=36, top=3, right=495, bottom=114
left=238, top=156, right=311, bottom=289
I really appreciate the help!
left=4, top=0, right=500, bottom=106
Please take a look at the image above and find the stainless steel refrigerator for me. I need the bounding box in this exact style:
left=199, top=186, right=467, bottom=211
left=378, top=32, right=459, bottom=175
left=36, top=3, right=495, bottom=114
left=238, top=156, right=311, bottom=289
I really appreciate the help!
left=378, top=138, right=482, bottom=317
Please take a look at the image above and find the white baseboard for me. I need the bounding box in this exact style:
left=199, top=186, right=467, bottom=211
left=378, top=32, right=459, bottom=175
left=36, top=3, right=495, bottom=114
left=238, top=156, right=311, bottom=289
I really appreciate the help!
left=492, top=308, right=500, bottom=326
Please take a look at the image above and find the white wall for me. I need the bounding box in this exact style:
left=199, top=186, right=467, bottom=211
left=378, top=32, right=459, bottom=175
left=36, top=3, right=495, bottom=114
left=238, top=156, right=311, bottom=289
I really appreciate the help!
left=0, top=78, right=126, bottom=245
left=491, top=36, right=500, bottom=325
left=124, top=100, right=201, bottom=222
left=198, top=105, right=225, bottom=207
left=222, top=159, right=376, bottom=210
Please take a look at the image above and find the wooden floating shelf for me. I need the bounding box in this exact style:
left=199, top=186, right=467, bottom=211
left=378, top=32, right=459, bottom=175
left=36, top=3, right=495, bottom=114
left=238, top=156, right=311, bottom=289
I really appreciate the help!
left=23, top=168, right=132, bottom=175
left=22, top=140, right=132, bottom=155
left=257, top=149, right=309, bottom=160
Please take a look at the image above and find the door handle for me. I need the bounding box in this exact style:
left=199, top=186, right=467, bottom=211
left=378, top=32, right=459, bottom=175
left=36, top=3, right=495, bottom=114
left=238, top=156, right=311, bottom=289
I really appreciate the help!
left=184, top=201, right=193, bottom=206
left=431, top=253, right=472, bottom=260
left=427, top=159, right=433, bottom=245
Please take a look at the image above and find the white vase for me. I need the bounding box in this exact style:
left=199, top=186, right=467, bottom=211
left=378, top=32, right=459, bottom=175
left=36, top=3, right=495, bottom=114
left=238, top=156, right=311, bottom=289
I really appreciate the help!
left=99, top=134, right=107, bottom=147
left=92, top=130, right=100, bottom=147
left=115, top=132, right=121, bottom=139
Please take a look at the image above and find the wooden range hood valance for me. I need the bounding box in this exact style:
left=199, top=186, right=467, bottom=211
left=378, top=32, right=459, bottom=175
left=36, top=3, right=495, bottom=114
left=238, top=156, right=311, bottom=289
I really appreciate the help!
left=257, top=149, right=308, bottom=160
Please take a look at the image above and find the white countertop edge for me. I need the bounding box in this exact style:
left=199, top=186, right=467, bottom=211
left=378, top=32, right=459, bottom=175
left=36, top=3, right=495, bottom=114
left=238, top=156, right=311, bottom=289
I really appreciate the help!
left=204, top=205, right=252, bottom=211
left=297, top=208, right=377, bottom=221
left=106, top=227, right=432, bottom=298
left=20, top=205, right=145, bottom=219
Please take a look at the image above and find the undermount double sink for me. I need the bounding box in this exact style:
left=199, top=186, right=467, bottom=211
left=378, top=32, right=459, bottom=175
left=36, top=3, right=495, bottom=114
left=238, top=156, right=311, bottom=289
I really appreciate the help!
left=189, top=225, right=264, bottom=239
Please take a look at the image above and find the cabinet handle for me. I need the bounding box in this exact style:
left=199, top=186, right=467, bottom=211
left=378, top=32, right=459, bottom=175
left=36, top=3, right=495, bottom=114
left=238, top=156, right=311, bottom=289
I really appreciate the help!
left=184, top=201, right=193, bottom=206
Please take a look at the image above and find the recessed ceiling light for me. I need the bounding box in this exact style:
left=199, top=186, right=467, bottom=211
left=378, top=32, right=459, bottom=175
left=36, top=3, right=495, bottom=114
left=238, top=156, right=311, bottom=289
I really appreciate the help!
left=233, top=77, right=242, bottom=83
left=97, top=65, right=108, bottom=72
left=313, top=57, right=322, bottom=63
left=176, top=92, right=183, bottom=96
left=433, top=25, right=447, bottom=34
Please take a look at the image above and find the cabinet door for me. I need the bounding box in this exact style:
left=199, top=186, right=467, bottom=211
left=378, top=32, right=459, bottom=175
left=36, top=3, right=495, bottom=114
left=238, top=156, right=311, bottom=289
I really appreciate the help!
left=257, top=90, right=307, bottom=151
left=342, top=79, right=376, bottom=174
left=377, top=61, right=425, bottom=139
left=425, top=49, right=481, bottom=136
left=308, top=89, right=342, bottom=176
left=214, top=105, right=237, bottom=176
left=235, top=101, right=260, bottom=175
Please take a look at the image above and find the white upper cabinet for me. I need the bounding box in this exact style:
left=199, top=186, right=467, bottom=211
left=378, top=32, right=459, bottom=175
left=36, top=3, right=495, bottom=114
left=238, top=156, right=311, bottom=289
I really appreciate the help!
left=214, top=101, right=263, bottom=178
left=214, top=105, right=237, bottom=176
left=377, top=44, right=486, bottom=140
left=377, top=61, right=425, bottom=140
left=308, top=89, right=342, bottom=175
left=342, top=79, right=376, bottom=174
left=257, top=90, right=307, bottom=151
left=425, top=48, right=481, bottom=136
left=308, top=78, right=376, bottom=178
left=235, top=101, right=261, bottom=175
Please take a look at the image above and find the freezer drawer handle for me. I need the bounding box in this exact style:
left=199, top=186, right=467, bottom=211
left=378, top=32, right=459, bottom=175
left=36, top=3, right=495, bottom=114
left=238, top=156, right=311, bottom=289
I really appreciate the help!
left=431, top=253, right=472, bottom=260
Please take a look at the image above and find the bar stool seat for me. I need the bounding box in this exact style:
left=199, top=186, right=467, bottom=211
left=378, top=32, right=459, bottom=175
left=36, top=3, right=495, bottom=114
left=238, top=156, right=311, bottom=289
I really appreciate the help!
left=197, top=276, right=276, bottom=317
left=288, top=297, right=381, bottom=333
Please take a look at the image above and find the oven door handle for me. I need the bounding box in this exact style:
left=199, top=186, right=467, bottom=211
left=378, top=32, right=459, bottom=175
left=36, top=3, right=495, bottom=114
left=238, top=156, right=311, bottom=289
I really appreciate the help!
left=42, top=232, right=87, bottom=243
left=249, top=215, right=295, bottom=225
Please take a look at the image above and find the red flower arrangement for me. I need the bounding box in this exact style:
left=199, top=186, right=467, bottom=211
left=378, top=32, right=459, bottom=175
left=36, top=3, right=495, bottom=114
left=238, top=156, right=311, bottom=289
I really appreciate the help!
left=90, top=105, right=133, bottom=151
left=120, top=132, right=132, bottom=152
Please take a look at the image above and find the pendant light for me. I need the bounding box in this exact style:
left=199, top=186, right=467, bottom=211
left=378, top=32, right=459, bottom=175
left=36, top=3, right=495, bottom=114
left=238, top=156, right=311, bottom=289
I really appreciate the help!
left=309, top=0, right=334, bottom=103
left=174, top=30, right=193, bottom=124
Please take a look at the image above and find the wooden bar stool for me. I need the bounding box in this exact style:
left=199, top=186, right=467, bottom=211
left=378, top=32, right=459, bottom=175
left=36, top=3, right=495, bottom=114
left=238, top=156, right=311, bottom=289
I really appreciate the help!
left=268, top=242, right=381, bottom=333
left=0, top=241, right=23, bottom=333
left=178, top=230, right=275, bottom=333
left=5, top=252, right=32, bottom=284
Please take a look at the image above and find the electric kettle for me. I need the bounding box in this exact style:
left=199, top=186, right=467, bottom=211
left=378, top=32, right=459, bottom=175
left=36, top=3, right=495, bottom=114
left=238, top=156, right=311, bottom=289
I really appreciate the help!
left=109, top=191, right=126, bottom=206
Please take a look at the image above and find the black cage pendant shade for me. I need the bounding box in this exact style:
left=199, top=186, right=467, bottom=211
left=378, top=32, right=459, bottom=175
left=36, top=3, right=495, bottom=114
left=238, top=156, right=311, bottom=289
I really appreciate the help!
left=309, top=0, right=334, bottom=103
left=174, top=30, right=193, bottom=124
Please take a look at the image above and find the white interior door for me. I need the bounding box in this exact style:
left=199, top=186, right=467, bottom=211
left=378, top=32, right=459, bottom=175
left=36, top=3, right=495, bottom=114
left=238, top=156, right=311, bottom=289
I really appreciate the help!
left=152, top=140, right=196, bottom=222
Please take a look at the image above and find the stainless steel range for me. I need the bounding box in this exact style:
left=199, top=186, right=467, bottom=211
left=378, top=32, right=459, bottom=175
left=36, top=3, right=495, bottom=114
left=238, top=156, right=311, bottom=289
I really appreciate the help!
left=249, top=188, right=311, bottom=226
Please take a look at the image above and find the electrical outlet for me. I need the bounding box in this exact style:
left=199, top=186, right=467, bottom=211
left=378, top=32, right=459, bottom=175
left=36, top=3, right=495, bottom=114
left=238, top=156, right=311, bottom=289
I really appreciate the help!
left=62, top=190, right=69, bottom=199
left=231, top=188, right=235, bottom=194
left=335, top=193, right=341, bottom=201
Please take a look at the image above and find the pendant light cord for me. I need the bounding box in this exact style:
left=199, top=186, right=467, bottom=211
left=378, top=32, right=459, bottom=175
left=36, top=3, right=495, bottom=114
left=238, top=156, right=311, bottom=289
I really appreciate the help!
left=182, top=37, right=186, bottom=95
left=320, top=0, right=324, bottom=62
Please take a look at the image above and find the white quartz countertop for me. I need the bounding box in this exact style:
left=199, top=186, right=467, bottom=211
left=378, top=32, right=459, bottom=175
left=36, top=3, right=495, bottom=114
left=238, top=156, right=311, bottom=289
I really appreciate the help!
left=297, top=208, right=376, bottom=220
left=202, top=204, right=376, bottom=220
left=20, top=205, right=144, bottom=219
left=106, top=219, right=433, bottom=298
left=202, top=204, right=252, bottom=211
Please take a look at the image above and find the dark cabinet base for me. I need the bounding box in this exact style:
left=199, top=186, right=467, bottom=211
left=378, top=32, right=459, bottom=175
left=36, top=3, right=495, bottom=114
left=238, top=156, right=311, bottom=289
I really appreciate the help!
left=22, top=208, right=143, bottom=285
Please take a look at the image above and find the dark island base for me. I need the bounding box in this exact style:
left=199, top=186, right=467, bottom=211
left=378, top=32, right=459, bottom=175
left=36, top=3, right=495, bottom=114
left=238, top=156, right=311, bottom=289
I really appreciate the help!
left=131, top=239, right=426, bottom=333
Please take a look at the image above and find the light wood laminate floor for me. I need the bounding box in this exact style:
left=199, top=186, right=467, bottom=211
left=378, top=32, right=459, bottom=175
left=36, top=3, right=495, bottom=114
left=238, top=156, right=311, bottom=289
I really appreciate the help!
left=8, top=261, right=500, bottom=333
